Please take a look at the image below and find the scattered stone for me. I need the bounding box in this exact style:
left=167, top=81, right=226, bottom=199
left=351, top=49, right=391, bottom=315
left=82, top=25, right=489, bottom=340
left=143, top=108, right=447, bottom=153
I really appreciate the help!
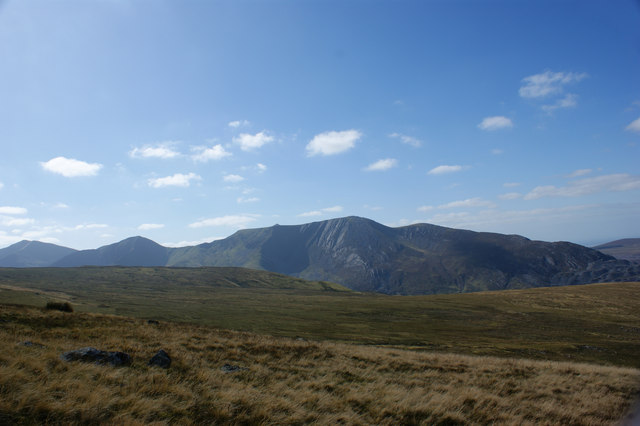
left=19, top=341, right=45, bottom=348
left=147, top=319, right=160, bottom=325
left=60, top=347, right=132, bottom=367
left=221, top=363, right=248, bottom=373
left=148, top=349, right=171, bottom=368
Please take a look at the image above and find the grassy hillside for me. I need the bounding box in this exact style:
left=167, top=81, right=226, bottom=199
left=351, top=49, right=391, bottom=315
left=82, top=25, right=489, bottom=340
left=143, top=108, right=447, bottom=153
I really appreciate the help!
left=1, top=267, right=639, bottom=368
left=1, top=304, right=639, bottom=424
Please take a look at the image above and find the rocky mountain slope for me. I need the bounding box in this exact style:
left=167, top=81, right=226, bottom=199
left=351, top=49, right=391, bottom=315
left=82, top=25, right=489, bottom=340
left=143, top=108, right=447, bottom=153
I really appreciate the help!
left=167, top=216, right=640, bottom=294
left=3, top=217, right=639, bottom=294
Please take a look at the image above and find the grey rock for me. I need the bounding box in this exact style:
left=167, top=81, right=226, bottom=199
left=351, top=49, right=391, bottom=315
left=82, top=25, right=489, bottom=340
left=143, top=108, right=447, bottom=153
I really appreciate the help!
left=61, top=347, right=132, bottom=367
left=148, top=349, right=171, bottom=368
left=221, top=363, right=247, bottom=373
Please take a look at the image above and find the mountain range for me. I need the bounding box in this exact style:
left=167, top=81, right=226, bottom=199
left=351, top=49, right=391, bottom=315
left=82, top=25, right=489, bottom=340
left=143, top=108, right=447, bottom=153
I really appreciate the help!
left=1, top=216, right=638, bottom=295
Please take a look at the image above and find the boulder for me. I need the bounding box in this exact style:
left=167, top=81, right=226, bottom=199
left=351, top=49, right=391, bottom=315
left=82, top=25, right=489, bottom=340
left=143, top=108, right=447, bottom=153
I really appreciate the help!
left=60, top=347, right=132, bottom=367
left=148, top=349, right=171, bottom=368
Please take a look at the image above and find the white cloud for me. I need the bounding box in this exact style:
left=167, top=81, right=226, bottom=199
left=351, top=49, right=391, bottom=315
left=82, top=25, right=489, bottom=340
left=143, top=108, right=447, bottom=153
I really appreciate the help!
left=389, top=133, right=422, bottom=147
left=148, top=172, right=201, bottom=188
left=188, top=214, right=259, bottom=228
left=364, top=158, right=398, bottom=172
left=428, top=165, right=465, bottom=175
left=306, top=130, right=361, bottom=156
left=417, top=205, right=434, bottom=212
left=626, top=117, right=640, bottom=133
left=237, top=196, right=260, bottom=204
left=191, top=144, right=232, bottom=162
left=228, top=120, right=250, bottom=128
left=524, top=173, right=640, bottom=200
left=129, top=142, right=181, bottom=159
left=519, top=71, right=588, bottom=98
left=72, top=223, right=108, bottom=230
left=492, top=149, right=504, bottom=155
left=0, top=182, right=3, bottom=190
left=53, top=202, right=69, bottom=209
left=299, top=210, right=322, bottom=217
left=298, top=205, right=343, bottom=217
left=0, top=216, right=34, bottom=227
left=567, top=169, right=592, bottom=178
left=138, top=223, right=165, bottom=230
left=257, top=163, right=267, bottom=173
left=0, top=206, right=27, bottom=215
left=40, top=156, right=103, bottom=177
left=233, top=131, right=273, bottom=151
left=163, top=236, right=225, bottom=247
left=499, top=192, right=522, bottom=200
left=223, top=174, right=245, bottom=183
left=438, top=198, right=496, bottom=209
left=542, top=93, right=578, bottom=113
left=323, top=206, right=343, bottom=213
left=478, top=116, right=513, bottom=131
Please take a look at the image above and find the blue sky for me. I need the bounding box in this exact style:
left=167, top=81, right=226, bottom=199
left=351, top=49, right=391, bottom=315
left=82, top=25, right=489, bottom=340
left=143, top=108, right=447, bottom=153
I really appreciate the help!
left=1, top=0, right=639, bottom=249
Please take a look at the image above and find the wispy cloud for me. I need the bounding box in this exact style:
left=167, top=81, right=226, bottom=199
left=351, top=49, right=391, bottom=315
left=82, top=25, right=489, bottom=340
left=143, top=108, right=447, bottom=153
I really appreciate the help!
left=237, top=196, right=260, bottom=204
left=478, top=116, right=513, bottom=131
left=541, top=93, right=578, bottom=113
left=519, top=71, right=588, bottom=98
left=298, top=205, right=343, bottom=217
left=257, top=163, right=267, bottom=173
left=129, top=142, right=181, bottom=159
left=428, top=165, right=465, bottom=175
left=0, top=215, right=34, bottom=227
left=524, top=173, right=640, bottom=200
left=503, top=182, right=521, bottom=188
left=138, top=223, right=165, bottom=231
left=626, top=117, right=640, bottom=133
left=389, top=133, right=421, bottom=147
left=223, top=174, right=244, bottom=183
left=191, top=144, right=231, bottom=162
left=499, top=192, right=522, bottom=200
left=228, top=120, right=250, bottom=128
left=438, top=198, right=496, bottom=209
left=40, top=157, right=103, bottom=177
left=148, top=172, right=201, bottom=188
left=188, top=214, right=259, bottom=228
left=417, top=205, right=434, bottom=212
left=566, top=169, right=592, bottom=178
left=306, top=130, right=361, bottom=156
left=233, top=131, right=273, bottom=151
left=364, top=158, right=398, bottom=172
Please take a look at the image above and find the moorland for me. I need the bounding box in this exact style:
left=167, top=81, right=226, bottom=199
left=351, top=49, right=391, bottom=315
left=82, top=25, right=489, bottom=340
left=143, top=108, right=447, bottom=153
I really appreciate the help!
left=1, top=266, right=640, bottom=424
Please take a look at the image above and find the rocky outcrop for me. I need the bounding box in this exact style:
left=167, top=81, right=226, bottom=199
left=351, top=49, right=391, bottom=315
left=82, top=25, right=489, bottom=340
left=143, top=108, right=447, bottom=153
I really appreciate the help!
left=148, top=349, right=171, bottom=368
left=60, top=347, right=132, bottom=367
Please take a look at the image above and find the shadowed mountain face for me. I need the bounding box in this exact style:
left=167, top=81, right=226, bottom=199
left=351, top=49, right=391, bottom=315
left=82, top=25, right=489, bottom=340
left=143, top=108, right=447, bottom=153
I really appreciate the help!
left=0, top=240, right=77, bottom=267
left=168, top=217, right=640, bottom=294
left=7, top=217, right=639, bottom=294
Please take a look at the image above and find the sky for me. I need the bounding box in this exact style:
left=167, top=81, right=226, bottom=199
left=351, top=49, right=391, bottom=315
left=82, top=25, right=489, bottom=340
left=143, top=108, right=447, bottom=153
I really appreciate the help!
left=1, top=0, right=639, bottom=250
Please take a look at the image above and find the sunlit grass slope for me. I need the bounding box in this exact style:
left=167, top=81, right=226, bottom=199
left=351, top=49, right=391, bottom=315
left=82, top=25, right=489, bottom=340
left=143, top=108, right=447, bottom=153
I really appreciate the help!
left=1, top=304, right=639, bottom=425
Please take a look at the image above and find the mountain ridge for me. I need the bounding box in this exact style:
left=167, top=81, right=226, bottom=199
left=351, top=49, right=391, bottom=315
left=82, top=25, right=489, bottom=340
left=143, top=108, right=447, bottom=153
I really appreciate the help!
left=2, top=216, right=638, bottom=295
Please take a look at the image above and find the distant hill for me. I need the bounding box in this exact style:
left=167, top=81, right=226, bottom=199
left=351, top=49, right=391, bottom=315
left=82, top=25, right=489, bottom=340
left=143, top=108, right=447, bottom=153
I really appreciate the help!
left=0, top=240, right=77, bottom=267
left=4, top=217, right=639, bottom=295
left=53, top=236, right=170, bottom=267
left=594, top=238, right=640, bottom=263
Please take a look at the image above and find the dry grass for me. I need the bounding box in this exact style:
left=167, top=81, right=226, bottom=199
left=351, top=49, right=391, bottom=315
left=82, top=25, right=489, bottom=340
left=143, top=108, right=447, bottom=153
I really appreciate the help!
left=1, top=304, right=639, bottom=425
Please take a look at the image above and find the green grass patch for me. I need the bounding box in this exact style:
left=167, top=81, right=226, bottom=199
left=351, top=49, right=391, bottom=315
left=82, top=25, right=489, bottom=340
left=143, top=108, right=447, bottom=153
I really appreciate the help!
left=0, top=267, right=639, bottom=368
